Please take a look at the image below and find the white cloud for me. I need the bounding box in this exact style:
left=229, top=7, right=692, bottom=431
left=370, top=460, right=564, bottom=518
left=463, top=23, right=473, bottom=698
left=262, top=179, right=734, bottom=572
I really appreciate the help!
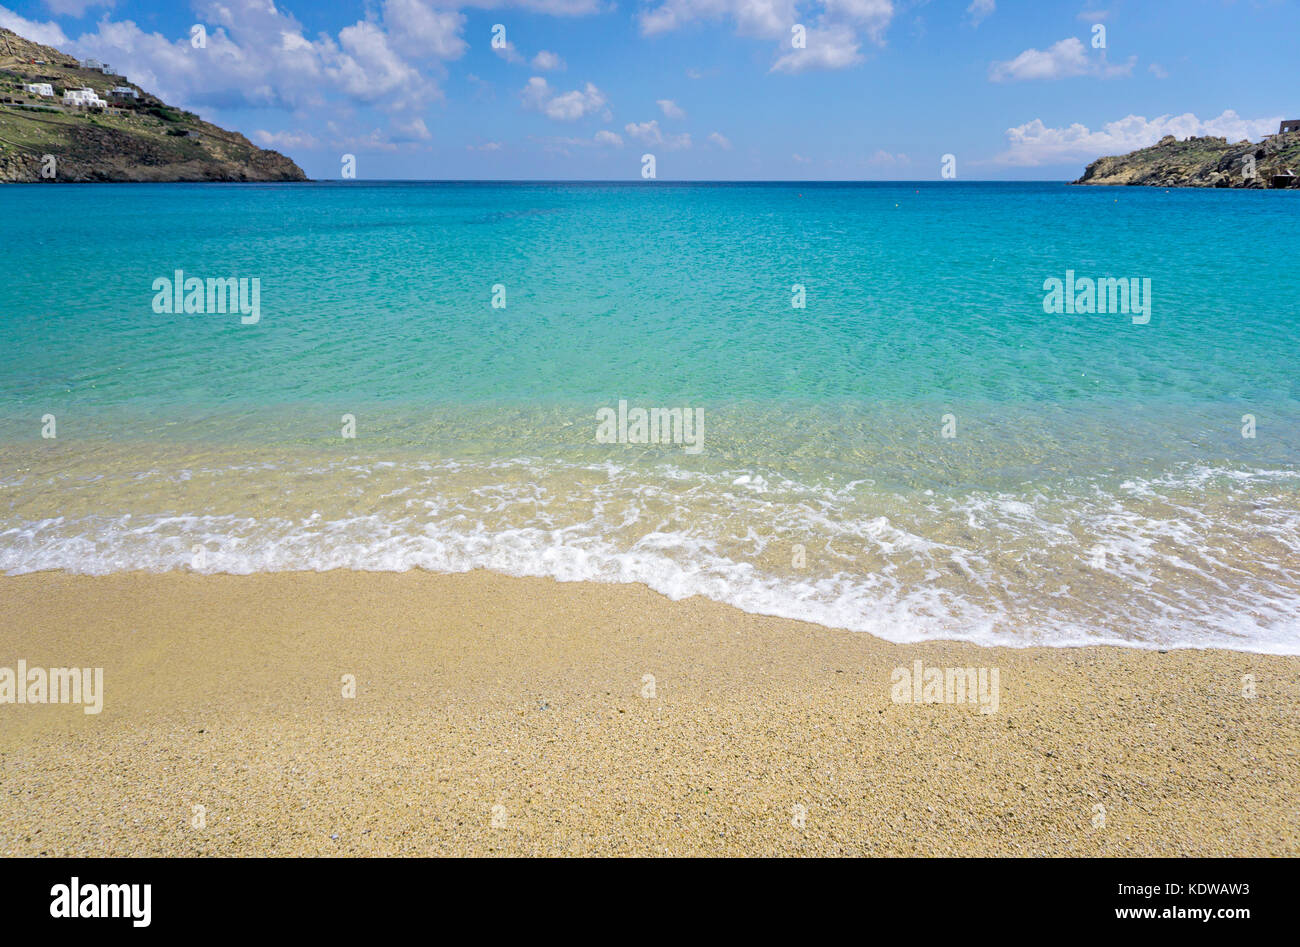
left=521, top=77, right=609, bottom=120
left=497, top=44, right=564, bottom=70
left=624, top=118, right=691, bottom=149
left=657, top=98, right=685, bottom=119
left=990, top=36, right=1133, bottom=81
left=966, top=0, right=994, bottom=26
left=469, top=141, right=503, bottom=151
left=447, top=0, right=602, bottom=13
left=996, top=110, right=1282, bottom=166
left=639, top=0, right=797, bottom=39
left=63, top=19, right=237, bottom=106
left=1148, top=62, right=1168, bottom=79
left=43, top=0, right=114, bottom=16
left=771, top=23, right=861, bottom=73
left=822, top=0, right=893, bottom=43
left=707, top=131, right=732, bottom=149
left=253, top=129, right=319, bottom=150
left=332, top=127, right=404, bottom=152
left=640, top=0, right=891, bottom=73
left=0, top=6, right=70, bottom=46
left=493, top=39, right=525, bottom=63
left=330, top=20, right=433, bottom=108
left=867, top=149, right=907, bottom=164
left=382, top=0, right=467, bottom=60
left=531, top=49, right=565, bottom=70
left=392, top=116, right=432, bottom=140
left=536, top=129, right=624, bottom=153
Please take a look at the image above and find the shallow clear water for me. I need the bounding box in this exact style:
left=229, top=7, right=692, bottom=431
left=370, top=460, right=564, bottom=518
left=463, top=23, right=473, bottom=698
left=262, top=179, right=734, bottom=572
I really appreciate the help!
left=2, top=181, right=1298, bottom=651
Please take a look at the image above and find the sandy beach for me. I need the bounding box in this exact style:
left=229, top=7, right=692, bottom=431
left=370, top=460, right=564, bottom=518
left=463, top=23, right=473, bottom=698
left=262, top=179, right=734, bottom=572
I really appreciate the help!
left=1, top=569, right=1295, bottom=857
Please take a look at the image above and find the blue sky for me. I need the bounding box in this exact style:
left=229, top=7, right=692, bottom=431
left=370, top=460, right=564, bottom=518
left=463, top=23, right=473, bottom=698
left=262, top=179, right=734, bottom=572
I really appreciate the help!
left=3, top=0, right=1295, bottom=179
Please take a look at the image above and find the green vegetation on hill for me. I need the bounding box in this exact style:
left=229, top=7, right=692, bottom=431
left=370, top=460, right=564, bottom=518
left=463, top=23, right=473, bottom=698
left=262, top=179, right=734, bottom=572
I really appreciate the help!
left=0, top=27, right=307, bottom=183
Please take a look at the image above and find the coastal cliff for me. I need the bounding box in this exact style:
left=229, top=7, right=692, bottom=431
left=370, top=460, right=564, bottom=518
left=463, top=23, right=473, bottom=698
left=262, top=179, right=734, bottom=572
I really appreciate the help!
left=1074, top=129, right=1300, bottom=188
left=0, top=28, right=306, bottom=183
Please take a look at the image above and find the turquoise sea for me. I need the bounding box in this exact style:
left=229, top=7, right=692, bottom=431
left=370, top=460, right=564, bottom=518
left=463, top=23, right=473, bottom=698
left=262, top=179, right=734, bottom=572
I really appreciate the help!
left=2, top=181, right=1298, bottom=652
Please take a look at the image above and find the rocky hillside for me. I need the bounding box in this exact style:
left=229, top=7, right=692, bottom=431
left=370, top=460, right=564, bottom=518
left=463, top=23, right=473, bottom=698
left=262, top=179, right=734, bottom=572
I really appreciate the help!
left=0, top=27, right=307, bottom=183
left=1074, top=130, right=1300, bottom=188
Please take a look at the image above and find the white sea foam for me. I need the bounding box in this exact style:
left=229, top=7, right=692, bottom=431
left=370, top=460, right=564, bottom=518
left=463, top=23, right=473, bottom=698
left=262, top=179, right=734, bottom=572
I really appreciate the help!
left=2, top=458, right=1298, bottom=654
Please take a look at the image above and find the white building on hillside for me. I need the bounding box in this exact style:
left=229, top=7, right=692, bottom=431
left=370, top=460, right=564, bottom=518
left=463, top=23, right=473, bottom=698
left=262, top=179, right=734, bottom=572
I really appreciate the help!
left=63, top=87, right=107, bottom=109
left=109, top=86, right=138, bottom=99
left=24, top=83, right=54, bottom=97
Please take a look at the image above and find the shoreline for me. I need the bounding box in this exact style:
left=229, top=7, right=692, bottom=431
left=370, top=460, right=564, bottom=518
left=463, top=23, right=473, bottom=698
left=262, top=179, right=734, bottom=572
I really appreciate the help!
left=2, top=569, right=1296, bottom=856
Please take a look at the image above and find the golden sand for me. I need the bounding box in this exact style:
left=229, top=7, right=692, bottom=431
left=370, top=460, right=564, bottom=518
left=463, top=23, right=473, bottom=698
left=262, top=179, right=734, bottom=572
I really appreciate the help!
left=1, top=570, right=1296, bottom=856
